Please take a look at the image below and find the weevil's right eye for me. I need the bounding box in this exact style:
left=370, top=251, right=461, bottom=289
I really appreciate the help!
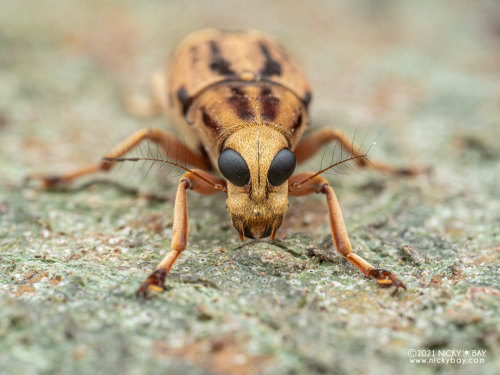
left=267, top=148, right=296, bottom=186
left=218, top=149, right=250, bottom=187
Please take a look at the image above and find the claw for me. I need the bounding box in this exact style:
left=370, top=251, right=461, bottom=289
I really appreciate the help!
left=369, top=269, right=406, bottom=296
left=136, top=269, right=167, bottom=298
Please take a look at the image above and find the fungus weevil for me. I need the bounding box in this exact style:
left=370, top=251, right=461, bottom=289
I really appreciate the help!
left=30, top=29, right=427, bottom=297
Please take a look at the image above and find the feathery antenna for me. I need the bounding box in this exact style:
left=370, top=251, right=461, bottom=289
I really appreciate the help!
left=289, top=154, right=368, bottom=191
left=102, top=157, right=226, bottom=192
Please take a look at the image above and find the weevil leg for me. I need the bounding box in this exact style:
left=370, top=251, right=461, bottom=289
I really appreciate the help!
left=28, top=127, right=210, bottom=188
left=289, top=172, right=406, bottom=295
left=136, top=170, right=225, bottom=298
left=124, top=69, right=168, bottom=118
left=294, top=127, right=429, bottom=175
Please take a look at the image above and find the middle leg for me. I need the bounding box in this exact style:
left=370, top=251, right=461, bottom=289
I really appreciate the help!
left=29, top=127, right=211, bottom=188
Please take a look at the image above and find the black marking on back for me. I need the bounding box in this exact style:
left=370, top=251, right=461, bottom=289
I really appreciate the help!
left=177, top=86, right=192, bottom=117
left=231, top=87, right=245, bottom=96
left=228, top=87, right=254, bottom=121
left=259, top=87, right=280, bottom=121
left=259, top=42, right=282, bottom=77
left=209, top=40, right=235, bottom=76
left=292, top=114, right=302, bottom=131
left=201, top=107, right=219, bottom=132
left=302, top=91, right=312, bottom=109
left=261, top=87, right=272, bottom=96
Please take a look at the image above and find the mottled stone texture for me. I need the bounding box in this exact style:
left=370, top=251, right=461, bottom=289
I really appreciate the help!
left=0, top=1, right=499, bottom=374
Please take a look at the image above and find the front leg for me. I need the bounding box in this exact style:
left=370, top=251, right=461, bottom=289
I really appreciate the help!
left=136, top=170, right=225, bottom=298
left=289, top=172, right=406, bottom=295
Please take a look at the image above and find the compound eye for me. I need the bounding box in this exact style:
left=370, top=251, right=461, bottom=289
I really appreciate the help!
left=218, top=149, right=250, bottom=187
left=268, top=149, right=296, bottom=186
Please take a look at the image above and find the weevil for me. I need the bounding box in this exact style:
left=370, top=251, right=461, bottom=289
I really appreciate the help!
left=30, top=29, right=426, bottom=297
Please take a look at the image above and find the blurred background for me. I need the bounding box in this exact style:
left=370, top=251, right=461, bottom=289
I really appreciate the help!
left=1, top=1, right=499, bottom=374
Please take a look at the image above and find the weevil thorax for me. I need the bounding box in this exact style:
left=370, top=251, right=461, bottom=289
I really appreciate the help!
left=185, top=81, right=307, bottom=239
left=223, top=126, right=290, bottom=239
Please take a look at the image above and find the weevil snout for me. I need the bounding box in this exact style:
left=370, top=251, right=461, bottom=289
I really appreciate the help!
left=229, top=196, right=287, bottom=239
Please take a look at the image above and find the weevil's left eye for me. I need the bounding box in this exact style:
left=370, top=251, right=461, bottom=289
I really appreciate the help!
left=268, top=148, right=296, bottom=186
left=218, top=148, right=250, bottom=187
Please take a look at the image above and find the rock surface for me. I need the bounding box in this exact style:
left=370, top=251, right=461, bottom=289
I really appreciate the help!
left=0, top=1, right=499, bottom=374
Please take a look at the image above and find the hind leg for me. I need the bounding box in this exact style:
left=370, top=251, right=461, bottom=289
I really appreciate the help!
left=294, top=127, right=429, bottom=175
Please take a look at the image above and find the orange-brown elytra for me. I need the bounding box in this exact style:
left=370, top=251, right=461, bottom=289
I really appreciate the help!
left=29, top=29, right=427, bottom=297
